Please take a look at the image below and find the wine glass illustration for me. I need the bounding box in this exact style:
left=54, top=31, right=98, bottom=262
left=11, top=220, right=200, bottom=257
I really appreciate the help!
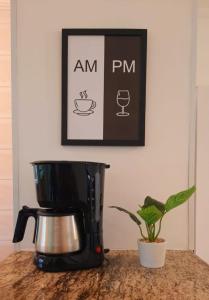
left=116, top=90, right=130, bottom=117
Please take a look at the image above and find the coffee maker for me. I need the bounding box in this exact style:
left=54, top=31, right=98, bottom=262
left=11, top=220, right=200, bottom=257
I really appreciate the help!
left=13, top=161, right=110, bottom=272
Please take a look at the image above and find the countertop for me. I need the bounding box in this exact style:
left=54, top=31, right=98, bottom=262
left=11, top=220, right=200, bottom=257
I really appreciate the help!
left=0, top=250, right=209, bottom=300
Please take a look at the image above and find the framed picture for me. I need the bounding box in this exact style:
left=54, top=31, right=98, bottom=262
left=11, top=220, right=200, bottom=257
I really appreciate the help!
left=61, top=29, right=147, bottom=146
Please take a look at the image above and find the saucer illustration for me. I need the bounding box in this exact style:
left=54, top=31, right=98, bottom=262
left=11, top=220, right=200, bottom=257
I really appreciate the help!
left=73, top=90, right=96, bottom=116
left=73, top=109, right=94, bottom=116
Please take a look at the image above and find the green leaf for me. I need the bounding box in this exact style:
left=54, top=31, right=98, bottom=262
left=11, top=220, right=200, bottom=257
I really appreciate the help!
left=110, top=206, right=141, bottom=226
left=142, top=196, right=166, bottom=213
left=165, top=185, right=196, bottom=212
left=137, top=205, right=163, bottom=225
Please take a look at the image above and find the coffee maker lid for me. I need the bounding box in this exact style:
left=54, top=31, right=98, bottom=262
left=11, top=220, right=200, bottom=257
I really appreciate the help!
left=31, top=160, right=110, bottom=168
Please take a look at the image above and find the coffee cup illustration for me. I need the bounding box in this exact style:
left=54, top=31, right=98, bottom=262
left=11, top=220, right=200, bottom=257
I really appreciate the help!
left=73, top=91, right=96, bottom=116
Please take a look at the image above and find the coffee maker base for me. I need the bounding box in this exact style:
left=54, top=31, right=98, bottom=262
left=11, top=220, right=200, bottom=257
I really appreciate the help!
left=34, top=252, right=104, bottom=272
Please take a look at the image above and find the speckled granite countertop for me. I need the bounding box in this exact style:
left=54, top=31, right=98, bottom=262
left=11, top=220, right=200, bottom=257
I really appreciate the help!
left=0, top=251, right=209, bottom=300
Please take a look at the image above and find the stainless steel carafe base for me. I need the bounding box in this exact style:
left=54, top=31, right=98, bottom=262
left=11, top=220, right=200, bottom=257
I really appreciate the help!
left=35, top=214, right=82, bottom=254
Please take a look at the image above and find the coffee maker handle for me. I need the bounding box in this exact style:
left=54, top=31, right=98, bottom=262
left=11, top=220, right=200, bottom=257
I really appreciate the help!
left=13, top=206, right=38, bottom=243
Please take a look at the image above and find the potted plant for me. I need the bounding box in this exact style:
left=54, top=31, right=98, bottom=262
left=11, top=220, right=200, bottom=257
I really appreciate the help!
left=110, top=185, right=196, bottom=268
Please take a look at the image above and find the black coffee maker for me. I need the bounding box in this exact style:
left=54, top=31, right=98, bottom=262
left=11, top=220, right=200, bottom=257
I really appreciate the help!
left=13, top=161, right=110, bottom=272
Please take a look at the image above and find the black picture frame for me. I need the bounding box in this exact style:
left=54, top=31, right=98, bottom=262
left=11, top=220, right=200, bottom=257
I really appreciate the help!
left=61, top=28, right=147, bottom=146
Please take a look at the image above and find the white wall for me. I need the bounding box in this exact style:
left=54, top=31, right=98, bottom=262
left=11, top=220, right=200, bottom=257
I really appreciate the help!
left=195, top=0, right=209, bottom=263
left=13, top=0, right=194, bottom=250
left=196, top=87, right=209, bottom=263
left=196, top=0, right=209, bottom=85
left=0, top=0, right=14, bottom=260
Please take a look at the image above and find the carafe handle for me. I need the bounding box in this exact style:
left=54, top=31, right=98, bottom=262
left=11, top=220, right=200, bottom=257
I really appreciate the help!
left=13, top=206, right=38, bottom=243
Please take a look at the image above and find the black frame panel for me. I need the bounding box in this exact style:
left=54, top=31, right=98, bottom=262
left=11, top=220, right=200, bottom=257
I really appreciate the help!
left=61, top=28, right=147, bottom=146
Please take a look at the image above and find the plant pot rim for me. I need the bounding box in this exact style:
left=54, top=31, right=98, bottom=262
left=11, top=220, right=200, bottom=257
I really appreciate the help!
left=138, top=238, right=166, bottom=244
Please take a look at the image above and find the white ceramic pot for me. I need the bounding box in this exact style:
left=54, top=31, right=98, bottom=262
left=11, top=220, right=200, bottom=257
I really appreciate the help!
left=138, top=239, right=167, bottom=268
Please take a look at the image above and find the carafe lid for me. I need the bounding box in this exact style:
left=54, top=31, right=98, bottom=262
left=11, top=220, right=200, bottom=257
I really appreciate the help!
left=37, top=208, right=80, bottom=217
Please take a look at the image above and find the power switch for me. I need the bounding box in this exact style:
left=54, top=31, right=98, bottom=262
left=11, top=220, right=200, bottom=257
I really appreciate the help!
left=95, top=246, right=102, bottom=254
